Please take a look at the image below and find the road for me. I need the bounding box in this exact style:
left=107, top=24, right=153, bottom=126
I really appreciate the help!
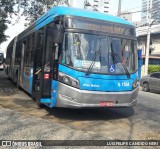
left=0, top=70, right=160, bottom=141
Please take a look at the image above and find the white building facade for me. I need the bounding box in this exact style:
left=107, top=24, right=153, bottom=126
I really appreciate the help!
left=84, top=0, right=110, bottom=13
left=141, top=0, right=160, bottom=24
left=137, top=24, right=160, bottom=55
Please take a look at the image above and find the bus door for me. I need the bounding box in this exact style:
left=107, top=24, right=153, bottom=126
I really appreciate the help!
left=19, top=41, right=26, bottom=85
left=32, top=24, right=60, bottom=104
left=32, top=30, right=44, bottom=99
left=32, top=26, right=54, bottom=101
left=41, top=26, right=54, bottom=99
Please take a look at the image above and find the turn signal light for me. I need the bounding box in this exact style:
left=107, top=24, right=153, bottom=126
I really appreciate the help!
left=44, top=74, right=50, bottom=79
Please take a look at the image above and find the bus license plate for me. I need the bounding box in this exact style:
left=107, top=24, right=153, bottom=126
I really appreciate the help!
left=100, top=101, right=113, bottom=107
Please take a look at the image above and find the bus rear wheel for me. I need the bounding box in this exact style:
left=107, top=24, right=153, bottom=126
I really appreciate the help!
left=16, top=73, right=21, bottom=90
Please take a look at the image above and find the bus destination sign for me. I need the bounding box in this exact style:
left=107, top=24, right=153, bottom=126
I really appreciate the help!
left=66, top=18, right=135, bottom=36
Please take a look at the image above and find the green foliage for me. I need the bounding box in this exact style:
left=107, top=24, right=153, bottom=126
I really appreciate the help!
left=0, top=0, right=69, bottom=44
left=148, top=65, right=160, bottom=74
left=0, top=0, right=16, bottom=44
left=0, top=22, right=8, bottom=43
left=23, top=0, right=69, bottom=25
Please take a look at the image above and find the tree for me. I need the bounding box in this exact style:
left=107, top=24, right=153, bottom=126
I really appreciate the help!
left=0, top=0, right=69, bottom=44
left=0, top=0, right=16, bottom=44
left=22, top=0, right=70, bottom=25
left=0, top=22, right=8, bottom=44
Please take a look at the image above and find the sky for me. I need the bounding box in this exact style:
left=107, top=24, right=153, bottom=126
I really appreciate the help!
left=0, top=0, right=142, bottom=55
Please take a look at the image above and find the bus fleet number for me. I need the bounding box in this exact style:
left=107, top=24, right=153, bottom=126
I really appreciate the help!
left=118, top=82, right=130, bottom=87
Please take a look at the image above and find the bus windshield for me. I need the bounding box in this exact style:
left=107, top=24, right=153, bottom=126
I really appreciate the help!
left=62, top=33, right=138, bottom=74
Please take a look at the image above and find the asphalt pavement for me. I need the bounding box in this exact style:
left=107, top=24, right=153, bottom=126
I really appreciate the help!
left=0, top=105, right=135, bottom=149
left=0, top=70, right=160, bottom=149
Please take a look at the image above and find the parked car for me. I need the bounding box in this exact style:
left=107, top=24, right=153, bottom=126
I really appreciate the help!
left=140, top=72, right=160, bottom=92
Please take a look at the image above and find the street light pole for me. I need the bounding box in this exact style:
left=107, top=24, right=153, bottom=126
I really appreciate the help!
left=144, top=0, right=153, bottom=76
left=118, top=0, right=122, bottom=16
left=144, top=23, right=151, bottom=76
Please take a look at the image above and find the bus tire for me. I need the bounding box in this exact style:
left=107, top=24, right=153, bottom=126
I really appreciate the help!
left=16, top=73, right=21, bottom=89
left=17, top=82, right=21, bottom=89
left=36, top=98, right=43, bottom=108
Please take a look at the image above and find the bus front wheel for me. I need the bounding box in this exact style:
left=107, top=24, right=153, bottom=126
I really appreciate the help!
left=36, top=98, right=43, bottom=108
left=16, top=73, right=21, bottom=90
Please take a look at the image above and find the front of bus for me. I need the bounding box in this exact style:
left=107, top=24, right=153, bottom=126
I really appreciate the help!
left=53, top=15, right=139, bottom=108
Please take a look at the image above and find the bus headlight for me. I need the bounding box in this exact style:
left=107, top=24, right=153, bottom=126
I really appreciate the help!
left=63, top=76, right=70, bottom=84
left=59, top=72, right=79, bottom=89
left=132, top=79, right=139, bottom=90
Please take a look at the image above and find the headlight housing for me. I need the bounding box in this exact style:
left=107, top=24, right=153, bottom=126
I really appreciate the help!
left=132, top=79, right=139, bottom=90
left=58, top=72, right=79, bottom=89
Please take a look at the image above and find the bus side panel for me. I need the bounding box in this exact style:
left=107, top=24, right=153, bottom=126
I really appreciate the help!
left=21, top=67, right=33, bottom=94
left=58, top=64, right=138, bottom=92
left=44, top=80, right=58, bottom=108
left=35, top=15, right=55, bottom=30
left=12, top=65, right=19, bottom=83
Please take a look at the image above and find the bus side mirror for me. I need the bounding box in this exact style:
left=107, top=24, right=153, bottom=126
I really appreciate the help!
left=52, top=24, right=63, bottom=44
left=54, top=43, right=59, bottom=60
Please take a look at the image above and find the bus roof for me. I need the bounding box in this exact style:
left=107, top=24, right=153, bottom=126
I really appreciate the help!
left=36, top=6, right=134, bottom=27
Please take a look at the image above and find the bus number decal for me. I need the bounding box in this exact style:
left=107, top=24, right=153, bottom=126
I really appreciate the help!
left=118, top=82, right=130, bottom=87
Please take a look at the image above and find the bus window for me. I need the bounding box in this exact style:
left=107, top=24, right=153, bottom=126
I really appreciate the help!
left=63, top=33, right=108, bottom=73
left=109, top=37, right=138, bottom=74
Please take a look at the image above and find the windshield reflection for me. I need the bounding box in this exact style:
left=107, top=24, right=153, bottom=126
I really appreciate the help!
left=62, top=33, right=138, bottom=74
left=109, top=37, right=138, bottom=74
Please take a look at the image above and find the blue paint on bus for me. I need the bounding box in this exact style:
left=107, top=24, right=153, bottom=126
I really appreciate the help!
left=59, top=64, right=138, bottom=80
left=22, top=68, right=33, bottom=94
left=36, top=15, right=56, bottom=30
left=29, top=75, right=33, bottom=94
left=50, top=80, right=58, bottom=107
left=42, top=80, right=58, bottom=108
left=40, top=98, right=52, bottom=103
left=58, top=64, right=138, bottom=91
left=23, top=75, right=31, bottom=94
left=35, top=6, right=133, bottom=30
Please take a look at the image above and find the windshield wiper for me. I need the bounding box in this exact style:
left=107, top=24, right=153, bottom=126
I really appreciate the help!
left=111, top=53, right=130, bottom=79
left=86, top=43, right=101, bottom=76
left=110, top=43, right=130, bottom=78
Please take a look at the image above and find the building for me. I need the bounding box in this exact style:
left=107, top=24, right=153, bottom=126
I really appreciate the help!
left=141, top=0, right=160, bottom=25
left=120, top=12, right=141, bottom=27
left=120, top=11, right=133, bottom=22
left=137, top=25, right=160, bottom=75
left=137, top=24, right=160, bottom=55
left=151, top=0, right=160, bottom=21
left=53, top=0, right=110, bottom=12
left=84, top=0, right=110, bottom=13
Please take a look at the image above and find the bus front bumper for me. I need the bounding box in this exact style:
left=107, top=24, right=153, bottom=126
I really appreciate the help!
left=55, top=82, right=139, bottom=108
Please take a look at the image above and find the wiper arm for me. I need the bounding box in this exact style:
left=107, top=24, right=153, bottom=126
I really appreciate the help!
left=112, top=53, right=130, bottom=78
left=85, top=50, right=101, bottom=76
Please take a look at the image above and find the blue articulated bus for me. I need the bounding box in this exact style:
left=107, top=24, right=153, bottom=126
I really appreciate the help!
left=5, top=6, right=139, bottom=108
